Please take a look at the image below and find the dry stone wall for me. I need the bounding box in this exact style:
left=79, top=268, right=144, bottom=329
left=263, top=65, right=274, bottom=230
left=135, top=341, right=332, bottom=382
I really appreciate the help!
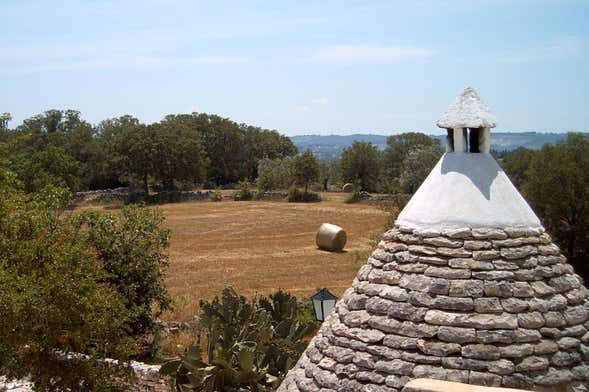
left=279, top=225, right=589, bottom=392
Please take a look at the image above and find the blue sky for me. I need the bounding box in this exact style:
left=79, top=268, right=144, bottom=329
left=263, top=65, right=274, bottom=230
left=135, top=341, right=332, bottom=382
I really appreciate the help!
left=1, top=0, right=588, bottom=135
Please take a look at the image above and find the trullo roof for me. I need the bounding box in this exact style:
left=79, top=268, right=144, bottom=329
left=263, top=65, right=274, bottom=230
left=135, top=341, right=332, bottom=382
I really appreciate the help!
left=278, top=88, right=589, bottom=392
left=437, top=87, right=497, bottom=129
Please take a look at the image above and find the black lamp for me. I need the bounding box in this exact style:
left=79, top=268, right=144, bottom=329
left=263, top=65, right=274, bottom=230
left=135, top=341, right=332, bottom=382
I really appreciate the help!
left=310, top=288, right=337, bottom=322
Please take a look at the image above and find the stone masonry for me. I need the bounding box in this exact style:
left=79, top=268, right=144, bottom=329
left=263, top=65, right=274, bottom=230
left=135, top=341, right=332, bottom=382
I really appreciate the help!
left=278, top=225, right=589, bottom=392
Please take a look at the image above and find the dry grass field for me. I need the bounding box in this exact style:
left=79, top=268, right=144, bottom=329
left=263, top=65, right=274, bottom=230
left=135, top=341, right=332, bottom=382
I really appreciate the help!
left=156, top=193, right=390, bottom=321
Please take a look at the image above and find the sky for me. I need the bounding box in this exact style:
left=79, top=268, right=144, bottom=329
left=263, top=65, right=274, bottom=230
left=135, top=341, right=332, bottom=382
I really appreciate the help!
left=1, top=0, right=588, bottom=135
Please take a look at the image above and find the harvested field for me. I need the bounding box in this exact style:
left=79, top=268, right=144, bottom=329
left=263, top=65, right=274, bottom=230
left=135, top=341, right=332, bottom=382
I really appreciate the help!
left=159, top=193, right=390, bottom=321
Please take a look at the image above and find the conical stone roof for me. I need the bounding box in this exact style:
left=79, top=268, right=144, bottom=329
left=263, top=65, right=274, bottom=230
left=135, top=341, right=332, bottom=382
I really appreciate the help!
left=278, top=89, right=589, bottom=392
left=437, top=87, right=497, bottom=129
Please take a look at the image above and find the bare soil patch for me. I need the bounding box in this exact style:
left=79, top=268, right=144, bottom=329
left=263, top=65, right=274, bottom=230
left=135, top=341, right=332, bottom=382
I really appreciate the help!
left=158, top=193, right=389, bottom=321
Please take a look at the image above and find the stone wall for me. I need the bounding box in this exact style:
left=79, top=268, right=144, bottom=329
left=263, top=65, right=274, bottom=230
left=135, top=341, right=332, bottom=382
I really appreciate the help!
left=0, top=361, right=171, bottom=392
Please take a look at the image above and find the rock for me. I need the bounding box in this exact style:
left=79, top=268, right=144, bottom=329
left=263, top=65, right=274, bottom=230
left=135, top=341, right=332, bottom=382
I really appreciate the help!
left=472, top=228, right=508, bottom=240
left=472, top=250, right=500, bottom=261
left=514, top=329, right=542, bottom=343
left=474, top=297, right=503, bottom=314
left=373, top=359, right=414, bottom=376
left=534, top=340, right=559, bottom=355
left=417, top=340, right=461, bottom=356
left=484, top=281, right=514, bottom=297
left=399, top=275, right=449, bottom=295
left=557, top=336, right=580, bottom=349
left=449, top=280, right=484, bottom=298
left=500, top=245, right=537, bottom=260
left=342, top=310, right=371, bottom=328
left=383, top=335, right=418, bottom=350
left=469, top=371, right=502, bottom=386
left=431, top=296, right=474, bottom=311
left=413, top=228, right=441, bottom=238
left=500, top=344, right=535, bottom=358
left=352, top=351, right=376, bottom=369
left=346, top=294, right=368, bottom=310
left=517, top=312, right=545, bottom=328
left=417, top=256, right=448, bottom=266
left=441, top=228, right=472, bottom=239
left=550, top=351, right=581, bottom=367
left=476, top=330, right=516, bottom=344
left=412, top=365, right=447, bottom=380
left=536, top=367, right=574, bottom=385
left=401, top=351, right=442, bottom=365
left=365, top=344, right=401, bottom=360
left=492, top=260, right=519, bottom=270
left=501, top=298, right=529, bottom=313
left=549, top=274, right=581, bottom=293
left=564, top=305, right=589, bottom=325
left=369, top=269, right=402, bottom=285
left=388, top=302, right=428, bottom=322
left=537, top=244, right=560, bottom=256
left=448, top=258, right=493, bottom=270
left=463, top=240, right=493, bottom=250
left=367, top=316, right=401, bottom=333
left=436, top=247, right=471, bottom=258
left=543, top=311, right=566, bottom=328
left=473, top=270, right=514, bottom=280
left=425, top=266, right=471, bottom=279
left=424, top=310, right=517, bottom=329
left=530, top=281, right=556, bottom=296
left=487, top=359, right=515, bottom=375
left=515, top=356, right=549, bottom=372
left=408, top=245, right=438, bottom=256
left=437, top=326, right=476, bottom=344
left=423, top=237, right=463, bottom=248
left=462, top=344, right=501, bottom=360
left=505, top=227, right=542, bottom=238
left=385, top=374, right=409, bottom=389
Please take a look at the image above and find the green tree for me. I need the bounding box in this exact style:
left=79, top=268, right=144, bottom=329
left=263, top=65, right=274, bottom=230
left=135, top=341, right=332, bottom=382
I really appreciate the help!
left=383, top=132, right=437, bottom=180
left=291, top=150, right=320, bottom=193
left=340, top=141, right=381, bottom=192
left=81, top=206, right=172, bottom=336
left=0, top=112, right=11, bottom=130
left=500, top=146, right=535, bottom=188
left=399, top=144, right=444, bottom=193
left=522, top=133, right=589, bottom=278
left=256, top=157, right=293, bottom=192
left=0, top=162, right=134, bottom=390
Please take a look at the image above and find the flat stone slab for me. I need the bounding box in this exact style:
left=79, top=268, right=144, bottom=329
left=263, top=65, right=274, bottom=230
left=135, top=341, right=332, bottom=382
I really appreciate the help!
left=402, top=378, right=529, bottom=392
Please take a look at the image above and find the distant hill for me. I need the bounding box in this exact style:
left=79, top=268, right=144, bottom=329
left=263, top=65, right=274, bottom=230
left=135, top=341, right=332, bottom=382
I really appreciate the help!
left=290, top=132, right=578, bottom=160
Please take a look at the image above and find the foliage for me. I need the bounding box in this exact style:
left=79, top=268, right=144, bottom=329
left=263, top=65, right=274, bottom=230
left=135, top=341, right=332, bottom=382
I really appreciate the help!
left=500, top=146, right=535, bottom=188
left=0, top=162, right=135, bottom=390
left=383, top=132, right=438, bottom=180
left=519, top=134, right=589, bottom=278
left=398, top=144, right=444, bottom=193
left=256, top=157, right=292, bottom=192
left=340, top=141, right=381, bottom=192
left=287, top=187, right=321, bottom=203
left=234, top=179, right=254, bottom=201
left=80, top=206, right=172, bottom=337
left=1, top=110, right=297, bottom=194
left=209, top=188, right=224, bottom=202
left=291, top=151, right=320, bottom=193
left=160, top=288, right=318, bottom=392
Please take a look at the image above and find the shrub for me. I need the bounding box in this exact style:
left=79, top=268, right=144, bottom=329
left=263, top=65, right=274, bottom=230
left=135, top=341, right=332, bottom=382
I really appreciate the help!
left=234, top=179, right=253, bottom=201
left=344, top=181, right=362, bottom=204
left=209, top=188, right=223, bottom=202
left=160, top=288, right=318, bottom=392
left=287, top=187, right=321, bottom=203
left=0, top=180, right=135, bottom=390
left=80, top=205, right=172, bottom=338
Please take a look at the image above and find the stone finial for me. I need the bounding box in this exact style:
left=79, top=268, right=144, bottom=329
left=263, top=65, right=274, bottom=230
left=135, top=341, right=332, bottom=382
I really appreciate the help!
left=437, top=87, right=497, bottom=129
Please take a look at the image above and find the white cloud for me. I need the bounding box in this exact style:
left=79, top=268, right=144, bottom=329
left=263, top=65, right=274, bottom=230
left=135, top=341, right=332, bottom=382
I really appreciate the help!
left=295, top=105, right=312, bottom=113
left=309, top=44, right=434, bottom=63
left=311, top=97, right=329, bottom=105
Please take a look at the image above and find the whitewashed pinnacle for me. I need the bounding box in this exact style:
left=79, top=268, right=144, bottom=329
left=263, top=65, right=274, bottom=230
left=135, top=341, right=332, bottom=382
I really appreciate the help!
left=437, top=87, right=497, bottom=129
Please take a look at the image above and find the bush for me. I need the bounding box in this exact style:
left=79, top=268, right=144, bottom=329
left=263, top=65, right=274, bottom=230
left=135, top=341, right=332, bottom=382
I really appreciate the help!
left=344, top=181, right=362, bottom=204
left=0, top=180, right=135, bottom=390
left=287, top=187, right=321, bottom=203
left=160, top=288, right=318, bottom=392
left=209, top=188, right=223, bottom=202
left=80, top=205, right=172, bottom=338
left=234, top=179, right=253, bottom=201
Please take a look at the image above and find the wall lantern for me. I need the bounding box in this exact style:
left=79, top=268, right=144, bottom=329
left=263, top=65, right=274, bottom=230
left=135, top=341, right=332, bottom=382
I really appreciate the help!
left=310, top=288, right=337, bottom=322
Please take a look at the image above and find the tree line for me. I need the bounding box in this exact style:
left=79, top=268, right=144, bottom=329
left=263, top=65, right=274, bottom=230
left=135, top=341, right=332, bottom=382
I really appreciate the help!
left=0, top=110, right=297, bottom=194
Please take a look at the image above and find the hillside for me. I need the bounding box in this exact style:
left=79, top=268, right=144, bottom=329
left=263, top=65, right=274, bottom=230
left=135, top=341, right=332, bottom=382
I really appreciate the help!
left=291, top=131, right=578, bottom=160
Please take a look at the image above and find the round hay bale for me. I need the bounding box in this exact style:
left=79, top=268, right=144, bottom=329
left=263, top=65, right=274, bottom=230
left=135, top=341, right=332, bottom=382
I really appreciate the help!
left=316, top=223, right=347, bottom=252
left=342, top=183, right=354, bottom=193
